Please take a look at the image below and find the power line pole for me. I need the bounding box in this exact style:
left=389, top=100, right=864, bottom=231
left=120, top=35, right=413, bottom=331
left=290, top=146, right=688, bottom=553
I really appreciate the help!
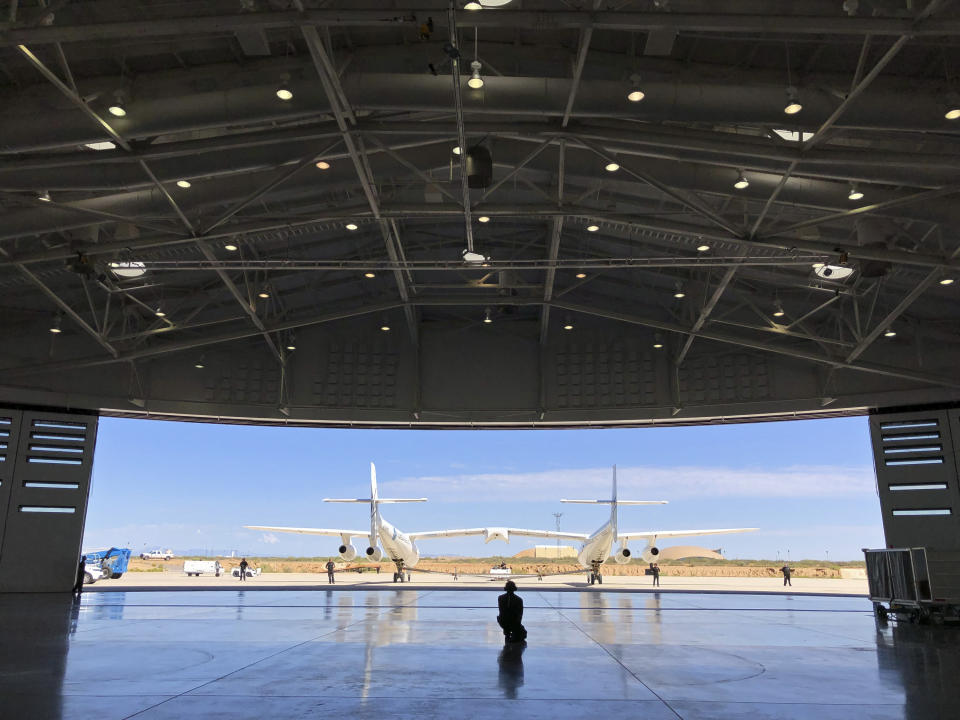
left=553, top=512, right=563, bottom=558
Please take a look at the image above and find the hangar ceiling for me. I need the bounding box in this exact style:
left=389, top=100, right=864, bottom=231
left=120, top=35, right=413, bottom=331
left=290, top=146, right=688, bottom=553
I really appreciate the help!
left=1, top=0, right=960, bottom=426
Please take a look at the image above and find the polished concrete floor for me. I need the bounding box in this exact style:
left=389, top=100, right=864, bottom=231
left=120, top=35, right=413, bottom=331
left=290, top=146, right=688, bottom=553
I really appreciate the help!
left=1, top=588, right=957, bottom=719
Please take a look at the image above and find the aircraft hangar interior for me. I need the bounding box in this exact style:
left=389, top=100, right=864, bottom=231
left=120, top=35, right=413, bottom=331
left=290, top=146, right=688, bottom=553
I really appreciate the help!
left=1, top=1, right=960, bottom=718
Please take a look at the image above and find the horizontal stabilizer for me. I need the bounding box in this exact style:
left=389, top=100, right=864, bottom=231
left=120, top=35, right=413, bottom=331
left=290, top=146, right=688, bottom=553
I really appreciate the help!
left=560, top=499, right=668, bottom=505
left=323, top=497, right=427, bottom=503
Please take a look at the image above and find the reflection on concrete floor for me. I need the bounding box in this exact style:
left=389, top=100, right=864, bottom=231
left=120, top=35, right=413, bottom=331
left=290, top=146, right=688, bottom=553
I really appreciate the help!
left=0, top=589, right=956, bottom=719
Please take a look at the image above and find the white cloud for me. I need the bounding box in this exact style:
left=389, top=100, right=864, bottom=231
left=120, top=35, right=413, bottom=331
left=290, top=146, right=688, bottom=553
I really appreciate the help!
left=260, top=533, right=280, bottom=544
left=380, top=464, right=876, bottom=501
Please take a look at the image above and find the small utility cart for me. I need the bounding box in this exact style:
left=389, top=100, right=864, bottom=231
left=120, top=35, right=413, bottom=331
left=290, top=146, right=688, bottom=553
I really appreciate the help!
left=863, top=547, right=960, bottom=624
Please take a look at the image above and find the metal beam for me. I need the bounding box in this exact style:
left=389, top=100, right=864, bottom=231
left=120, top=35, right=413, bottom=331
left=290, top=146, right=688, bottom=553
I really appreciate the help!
left=4, top=10, right=959, bottom=47
left=447, top=5, right=474, bottom=255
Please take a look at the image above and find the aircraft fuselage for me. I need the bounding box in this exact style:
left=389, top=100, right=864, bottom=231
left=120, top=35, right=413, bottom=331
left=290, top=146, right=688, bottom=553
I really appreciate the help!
left=577, top=522, right=617, bottom=569
left=378, top=517, right=420, bottom=568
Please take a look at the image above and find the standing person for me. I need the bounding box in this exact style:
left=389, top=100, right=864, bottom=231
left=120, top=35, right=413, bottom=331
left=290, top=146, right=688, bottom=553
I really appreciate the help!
left=326, top=559, right=336, bottom=584
left=536, top=566, right=543, bottom=582
left=780, top=564, right=793, bottom=586
left=73, top=555, right=86, bottom=599
left=652, top=562, right=660, bottom=588
left=453, top=567, right=458, bottom=581
left=497, top=580, right=527, bottom=643
left=238, top=557, right=248, bottom=582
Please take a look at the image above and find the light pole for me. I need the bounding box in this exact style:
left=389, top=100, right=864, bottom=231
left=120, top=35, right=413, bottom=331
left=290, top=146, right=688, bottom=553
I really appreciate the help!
left=552, top=512, right=563, bottom=558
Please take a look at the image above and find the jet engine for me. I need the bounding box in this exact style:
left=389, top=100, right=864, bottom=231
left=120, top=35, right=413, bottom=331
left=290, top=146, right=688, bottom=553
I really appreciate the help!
left=338, top=544, right=358, bottom=562
left=613, top=547, right=632, bottom=564
left=640, top=546, right=660, bottom=563
left=365, top=546, right=383, bottom=562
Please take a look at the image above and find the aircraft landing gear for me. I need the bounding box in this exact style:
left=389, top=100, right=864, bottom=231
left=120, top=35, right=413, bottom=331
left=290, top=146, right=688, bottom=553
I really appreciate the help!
left=392, top=560, right=406, bottom=583
left=588, top=562, right=603, bottom=586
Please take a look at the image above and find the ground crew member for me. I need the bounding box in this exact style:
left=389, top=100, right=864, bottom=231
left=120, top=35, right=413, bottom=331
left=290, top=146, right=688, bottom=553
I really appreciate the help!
left=497, top=581, right=527, bottom=643
left=652, top=562, right=660, bottom=587
left=781, top=564, right=793, bottom=586
left=326, top=559, right=336, bottom=584
left=239, top=558, right=248, bottom=581
left=73, top=555, right=86, bottom=599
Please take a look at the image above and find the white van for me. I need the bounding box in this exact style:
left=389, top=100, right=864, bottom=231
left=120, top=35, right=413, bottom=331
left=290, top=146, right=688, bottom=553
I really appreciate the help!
left=183, top=560, right=222, bottom=577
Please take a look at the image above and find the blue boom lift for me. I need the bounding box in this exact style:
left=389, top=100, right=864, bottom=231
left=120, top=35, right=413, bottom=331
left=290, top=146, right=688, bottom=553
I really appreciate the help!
left=84, top=548, right=131, bottom=579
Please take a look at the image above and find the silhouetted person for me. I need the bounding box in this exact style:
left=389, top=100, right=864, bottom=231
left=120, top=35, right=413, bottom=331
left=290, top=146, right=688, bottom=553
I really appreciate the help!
left=238, top=558, right=248, bottom=582
left=536, top=566, right=543, bottom=581
left=326, top=559, right=336, bottom=584
left=651, top=562, right=660, bottom=587
left=781, top=564, right=793, bottom=586
left=73, top=555, right=86, bottom=598
left=497, top=640, right=526, bottom=699
left=497, top=580, right=527, bottom=643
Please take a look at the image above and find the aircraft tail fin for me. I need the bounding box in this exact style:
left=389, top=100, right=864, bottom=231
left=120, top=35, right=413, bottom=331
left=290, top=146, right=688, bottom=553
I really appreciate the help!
left=559, top=467, right=668, bottom=535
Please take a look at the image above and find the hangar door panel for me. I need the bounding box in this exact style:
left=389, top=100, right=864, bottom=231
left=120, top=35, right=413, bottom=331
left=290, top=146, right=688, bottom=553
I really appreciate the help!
left=420, top=327, right=538, bottom=412
left=0, top=411, right=98, bottom=593
left=0, top=411, right=22, bottom=567
left=869, top=410, right=960, bottom=551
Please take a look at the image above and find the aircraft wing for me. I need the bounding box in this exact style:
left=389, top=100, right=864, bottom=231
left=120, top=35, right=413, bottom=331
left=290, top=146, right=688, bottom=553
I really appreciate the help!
left=496, top=528, right=590, bottom=542
left=244, top=525, right=369, bottom=540
left=408, top=528, right=495, bottom=540
left=617, top=527, right=758, bottom=542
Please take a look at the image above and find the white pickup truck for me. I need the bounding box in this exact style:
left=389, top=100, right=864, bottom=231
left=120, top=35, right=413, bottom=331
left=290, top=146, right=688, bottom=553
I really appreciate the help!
left=141, top=550, right=174, bottom=560
left=183, top=560, right=222, bottom=577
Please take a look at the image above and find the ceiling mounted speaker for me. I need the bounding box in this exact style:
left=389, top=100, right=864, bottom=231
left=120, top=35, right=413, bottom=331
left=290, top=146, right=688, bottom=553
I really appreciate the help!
left=466, top=145, right=492, bottom=189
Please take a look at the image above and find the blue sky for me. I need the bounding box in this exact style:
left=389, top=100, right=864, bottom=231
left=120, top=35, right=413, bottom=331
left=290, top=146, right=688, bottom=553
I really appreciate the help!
left=83, top=416, right=883, bottom=560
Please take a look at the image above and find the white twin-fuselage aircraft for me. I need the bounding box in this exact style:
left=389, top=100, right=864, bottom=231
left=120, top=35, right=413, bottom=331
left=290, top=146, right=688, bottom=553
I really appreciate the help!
left=499, top=466, right=758, bottom=584
left=246, top=463, right=508, bottom=582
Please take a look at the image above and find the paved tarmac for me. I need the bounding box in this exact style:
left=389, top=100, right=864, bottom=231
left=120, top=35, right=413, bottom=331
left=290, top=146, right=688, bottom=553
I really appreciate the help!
left=1, top=587, right=956, bottom=719
left=95, top=570, right=869, bottom=596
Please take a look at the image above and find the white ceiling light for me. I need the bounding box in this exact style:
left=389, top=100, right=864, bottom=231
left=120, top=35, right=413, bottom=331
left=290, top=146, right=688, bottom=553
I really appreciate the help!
left=477, top=215, right=490, bottom=223
left=848, top=183, right=864, bottom=201
left=883, top=328, right=897, bottom=338
left=945, top=93, right=960, bottom=120
left=586, top=224, right=599, bottom=232
left=258, top=286, right=270, bottom=299
left=38, top=190, right=51, bottom=202
left=315, top=160, right=330, bottom=170
left=673, top=289, right=686, bottom=299
left=604, top=161, right=620, bottom=172
left=452, top=145, right=462, bottom=155
left=784, top=87, right=802, bottom=115
left=380, top=324, right=391, bottom=332
left=563, top=322, right=574, bottom=331
left=345, top=223, right=358, bottom=231
left=49, top=315, right=62, bottom=334
left=483, top=308, right=493, bottom=324
left=575, top=272, right=587, bottom=279
left=479, top=0, right=514, bottom=6
left=734, top=171, right=749, bottom=189
left=154, top=307, right=166, bottom=318
left=464, top=2, right=482, bottom=9
left=107, top=98, right=126, bottom=117
left=109, top=261, right=146, bottom=278
left=939, top=277, right=954, bottom=285
left=696, top=244, right=710, bottom=252
left=286, top=343, right=296, bottom=351
left=276, top=75, right=293, bottom=101
left=468, top=60, right=484, bottom=89
left=627, top=73, right=645, bottom=103
left=176, top=180, right=191, bottom=189
left=653, top=333, right=664, bottom=349
left=194, top=358, right=205, bottom=369
left=813, top=263, right=855, bottom=280
left=364, top=272, right=376, bottom=279
left=462, top=249, right=487, bottom=265
left=772, top=128, right=814, bottom=143
left=85, top=141, right=116, bottom=151
left=773, top=303, right=785, bottom=318
left=224, top=243, right=238, bottom=252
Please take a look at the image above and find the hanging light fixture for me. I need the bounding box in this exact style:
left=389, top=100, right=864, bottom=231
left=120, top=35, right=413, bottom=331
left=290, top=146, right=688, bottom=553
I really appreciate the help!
left=604, top=160, right=620, bottom=172
left=563, top=321, right=574, bottom=331
left=883, top=328, right=897, bottom=338
left=483, top=308, right=493, bottom=324
left=575, top=272, right=587, bottom=279
left=452, top=145, right=462, bottom=155
left=478, top=215, right=490, bottom=223
left=49, top=315, right=62, bottom=334
left=673, top=283, right=686, bottom=299
left=107, top=92, right=126, bottom=117
left=176, top=180, right=191, bottom=189
left=258, top=285, right=271, bottom=299
left=696, top=244, right=711, bottom=252
left=734, top=171, right=749, bottom=189
left=773, top=303, right=785, bottom=318
left=286, top=335, right=296, bottom=351
left=653, top=333, right=664, bottom=349
left=468, top=60, right=484, bottom=89
left=38, top=190, right=51, bottom=202
left=940, top=277, right=955, bottom=285
left=945, top=92, right=960, bottom=120
left=345, top=223, right=358, bottom=231
left=154, top=306, right=166, bottom=318
left=194, top=356, right=205, bottom=369
left=364, top=272, right=376, bottom=279
left=315, top=160, right=330, bottom=170
left=848, top=183, right=864, bottom=201
left=276, top=74, right=293, bottom=101
left=627, top=73, right=645, bottom=102
left=464, top=2, right=482, bottom=9
left=784, top=87, right=802, bottom=115
left=586, top=224, right=599, bottom=232
left=224, top=243, right=238, bottom=252
left=380, top=323, right=391, bottom=332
